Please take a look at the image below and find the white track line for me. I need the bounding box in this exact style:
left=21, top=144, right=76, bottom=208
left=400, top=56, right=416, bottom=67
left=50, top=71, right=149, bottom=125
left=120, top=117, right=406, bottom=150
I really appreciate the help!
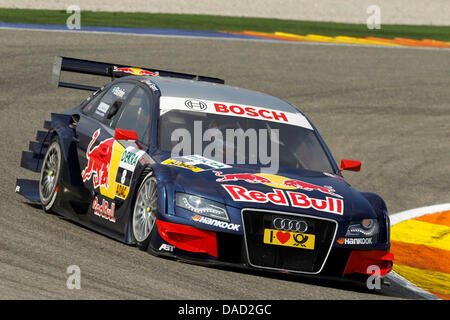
left=390, top=203, right=450, bottom=226
left=386, top=203, right=450, bottom=300
left=387, top=272, right=441, bottom=300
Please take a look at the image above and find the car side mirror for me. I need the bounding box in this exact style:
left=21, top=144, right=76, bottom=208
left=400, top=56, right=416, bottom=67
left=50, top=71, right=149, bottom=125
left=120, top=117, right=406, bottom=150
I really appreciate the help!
left=115, top=128, right=141, bottom=149
left=114, top=128, right=138, bottom=140
left=340, top=159, right=361, bottom=172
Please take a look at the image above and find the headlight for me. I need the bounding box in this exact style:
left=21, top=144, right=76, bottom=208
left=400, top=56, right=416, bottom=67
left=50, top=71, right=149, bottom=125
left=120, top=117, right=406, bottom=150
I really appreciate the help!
left=345, top=219, right=379, bottom=237
left=176, top=193, right=229, bottom=222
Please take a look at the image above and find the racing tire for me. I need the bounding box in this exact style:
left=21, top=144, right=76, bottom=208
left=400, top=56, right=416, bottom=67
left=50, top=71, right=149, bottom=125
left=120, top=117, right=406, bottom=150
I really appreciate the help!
left=131, top=171, right=157, bottom=251
left=39, top=137, right=62, bottom=213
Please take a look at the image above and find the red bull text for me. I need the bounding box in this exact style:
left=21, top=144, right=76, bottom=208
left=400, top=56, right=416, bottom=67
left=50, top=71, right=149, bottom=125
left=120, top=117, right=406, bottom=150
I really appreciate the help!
left=222, top=185, right=344, bottom=215
left=214, top=171, right=342, bottom=199
left=92, top=196, right=116, bottom=222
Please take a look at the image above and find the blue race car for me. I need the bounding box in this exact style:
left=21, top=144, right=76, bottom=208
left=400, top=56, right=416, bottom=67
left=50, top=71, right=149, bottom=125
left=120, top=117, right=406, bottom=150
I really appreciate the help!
left=16, top=57, right=393, bottom=281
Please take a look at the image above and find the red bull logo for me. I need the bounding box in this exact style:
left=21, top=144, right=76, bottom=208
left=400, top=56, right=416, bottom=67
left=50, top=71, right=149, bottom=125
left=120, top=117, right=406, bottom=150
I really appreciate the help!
left=82, top=129, right=114, bottom=189
left=222, top=185, right=344, bottom=215
left=113, top=66, right=159, bottom=76
left=92, top=196, right=116, bottom=223
left=214, top=171, right=342, bottom=198
left=282, top=179, right=341, bottom=198
left=214, top=171, right=272, bottom=184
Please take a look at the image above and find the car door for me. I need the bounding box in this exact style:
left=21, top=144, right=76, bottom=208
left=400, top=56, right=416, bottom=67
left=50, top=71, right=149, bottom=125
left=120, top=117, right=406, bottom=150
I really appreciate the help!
left=106, top=84, right=154, bottom=206
left=76, top=81, right=154, bottom=228
left=114, top=84, right=154, bottom=148
left=76, top=82, right=136, bottom=217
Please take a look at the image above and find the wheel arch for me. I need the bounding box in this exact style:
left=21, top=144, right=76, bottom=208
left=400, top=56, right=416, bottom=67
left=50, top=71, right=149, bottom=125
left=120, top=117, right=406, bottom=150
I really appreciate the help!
left=125, top=165, right=157, bottom=244
left=50, top=113, right=84, bottom=188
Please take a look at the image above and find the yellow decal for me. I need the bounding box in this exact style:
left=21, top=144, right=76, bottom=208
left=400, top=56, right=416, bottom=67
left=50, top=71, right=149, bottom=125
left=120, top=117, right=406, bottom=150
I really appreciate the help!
left=162, top=159, right=204, bottom=172
left=99, top=142, right=126, bottom=199
left=263, top=228, right=315, bottom=250
left=114, top=183, right=130, bottom=200
left=253, top=173, right=297, bottom=190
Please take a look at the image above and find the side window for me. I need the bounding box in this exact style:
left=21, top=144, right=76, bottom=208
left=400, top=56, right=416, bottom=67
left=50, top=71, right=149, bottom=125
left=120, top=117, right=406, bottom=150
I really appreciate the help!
left=82, top=89, right=104, bottom=115
left=90, top=83, right=135, bottom=123
left=115, top=87, right=153, bottom=145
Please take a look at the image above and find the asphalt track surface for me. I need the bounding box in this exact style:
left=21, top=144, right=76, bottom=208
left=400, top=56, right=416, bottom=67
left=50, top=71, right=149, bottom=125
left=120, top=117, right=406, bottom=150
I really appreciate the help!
left=1, top=29, right=449, bottom=300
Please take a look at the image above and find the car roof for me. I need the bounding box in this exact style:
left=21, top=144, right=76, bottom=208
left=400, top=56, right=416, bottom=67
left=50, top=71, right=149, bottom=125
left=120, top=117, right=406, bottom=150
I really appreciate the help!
left=134, top=75, right=301, bottom=114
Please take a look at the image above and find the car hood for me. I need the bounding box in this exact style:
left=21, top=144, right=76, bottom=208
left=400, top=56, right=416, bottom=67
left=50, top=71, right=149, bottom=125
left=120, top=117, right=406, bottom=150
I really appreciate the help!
left=154, top=160, right=377, bottom=222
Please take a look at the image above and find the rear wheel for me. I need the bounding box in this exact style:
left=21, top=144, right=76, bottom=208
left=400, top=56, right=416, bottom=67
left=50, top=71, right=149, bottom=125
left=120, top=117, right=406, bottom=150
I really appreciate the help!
left=39, top=138, right=62, bottom=212
left=131, top=172, right=157, bottom=251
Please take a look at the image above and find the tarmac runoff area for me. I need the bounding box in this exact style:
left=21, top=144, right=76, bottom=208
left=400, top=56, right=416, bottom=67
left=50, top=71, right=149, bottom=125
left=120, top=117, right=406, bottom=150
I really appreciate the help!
left=389, top=205, right=450, bottom=300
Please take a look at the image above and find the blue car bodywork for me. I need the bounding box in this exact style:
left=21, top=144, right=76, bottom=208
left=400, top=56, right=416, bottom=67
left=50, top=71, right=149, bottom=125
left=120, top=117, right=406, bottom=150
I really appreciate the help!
left=16, top=57, right=393, bottom=279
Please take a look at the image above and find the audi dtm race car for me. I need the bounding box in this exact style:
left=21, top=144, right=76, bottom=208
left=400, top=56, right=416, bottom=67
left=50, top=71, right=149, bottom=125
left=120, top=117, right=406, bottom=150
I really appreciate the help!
left=16, top=57, right=393, bottom=283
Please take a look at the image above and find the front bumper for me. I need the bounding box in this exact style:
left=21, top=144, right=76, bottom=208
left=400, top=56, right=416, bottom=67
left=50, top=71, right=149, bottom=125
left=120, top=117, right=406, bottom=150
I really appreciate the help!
left=343, top=250, right=394, bottom=276
left=150, top=218, right=393, bottom=277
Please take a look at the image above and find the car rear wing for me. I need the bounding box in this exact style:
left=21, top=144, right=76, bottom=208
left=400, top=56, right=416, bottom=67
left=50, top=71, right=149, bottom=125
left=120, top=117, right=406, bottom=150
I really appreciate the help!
left=50, top=56, right=225, bottom=91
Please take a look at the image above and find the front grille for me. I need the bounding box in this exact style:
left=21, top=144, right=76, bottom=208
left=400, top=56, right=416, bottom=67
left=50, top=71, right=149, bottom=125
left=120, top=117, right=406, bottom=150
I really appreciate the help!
left=242, top=209, right=337, bottom=274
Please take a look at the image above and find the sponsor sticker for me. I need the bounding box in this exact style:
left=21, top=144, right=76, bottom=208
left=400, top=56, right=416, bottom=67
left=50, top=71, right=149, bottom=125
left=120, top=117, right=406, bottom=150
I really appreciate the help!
left=222, top=185, right=344, bottom=215
left=185, top=99, right=207, bottom=111
left=192, top=215, right=240, bottom=231
left=92, top=196, right=116, bottom=223
left=113, top=147, right=145, bottom=200
left=159, top=96, right=313, bottom=130
left=111, top=86, right=126, bottom=98
left=162, top=159, right=204, bottom=172
left=82, top=130, right=146, bottom=201
left=263, top=228, right=315, bottom=250
left=113, top=66, right=159, bottom=77
left=214, top=171, right=342, bottom=199
left=120, top=147, right=145, bottom=170
left=182, top=155, right=231, bottom=170
left=159, top=243, right=175, bottom=252
left=140, top=79, right=159, bottom=92
left=95, top=101, right=111, bottom=117
left=337, top=237, right=374, bottom=245
left=162, top=155, right=230, bottom=172
left=116, top=167, right=131, bottom=186
left=114, top=183, right=129, bottom=200
left=81, top=129, right=115, bottom=190
left=97, top=101, right=110, bottom=113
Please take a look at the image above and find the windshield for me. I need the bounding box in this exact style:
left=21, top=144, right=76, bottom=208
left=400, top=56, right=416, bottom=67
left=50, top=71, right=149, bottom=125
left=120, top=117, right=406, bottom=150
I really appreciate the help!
left=158, top=109, right=334, bottom=173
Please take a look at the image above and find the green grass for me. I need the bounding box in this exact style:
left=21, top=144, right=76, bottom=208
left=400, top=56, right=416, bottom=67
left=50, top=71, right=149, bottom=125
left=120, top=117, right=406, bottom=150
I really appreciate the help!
left=1, top=8, right=449, bottom=41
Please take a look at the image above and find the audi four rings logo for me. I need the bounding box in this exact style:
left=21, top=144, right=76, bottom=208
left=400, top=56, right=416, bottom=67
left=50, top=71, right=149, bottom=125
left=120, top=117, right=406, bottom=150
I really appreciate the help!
left=273, top=217, right=308, bottom=233
left=185, top=99, right=207, bottom=111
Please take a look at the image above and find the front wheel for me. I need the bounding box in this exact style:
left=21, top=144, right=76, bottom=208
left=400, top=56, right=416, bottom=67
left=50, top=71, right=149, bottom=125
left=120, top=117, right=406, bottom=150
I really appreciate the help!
left=39, top=138, right=62, bottom=212
left=131, top=172, right=158, bottom=251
